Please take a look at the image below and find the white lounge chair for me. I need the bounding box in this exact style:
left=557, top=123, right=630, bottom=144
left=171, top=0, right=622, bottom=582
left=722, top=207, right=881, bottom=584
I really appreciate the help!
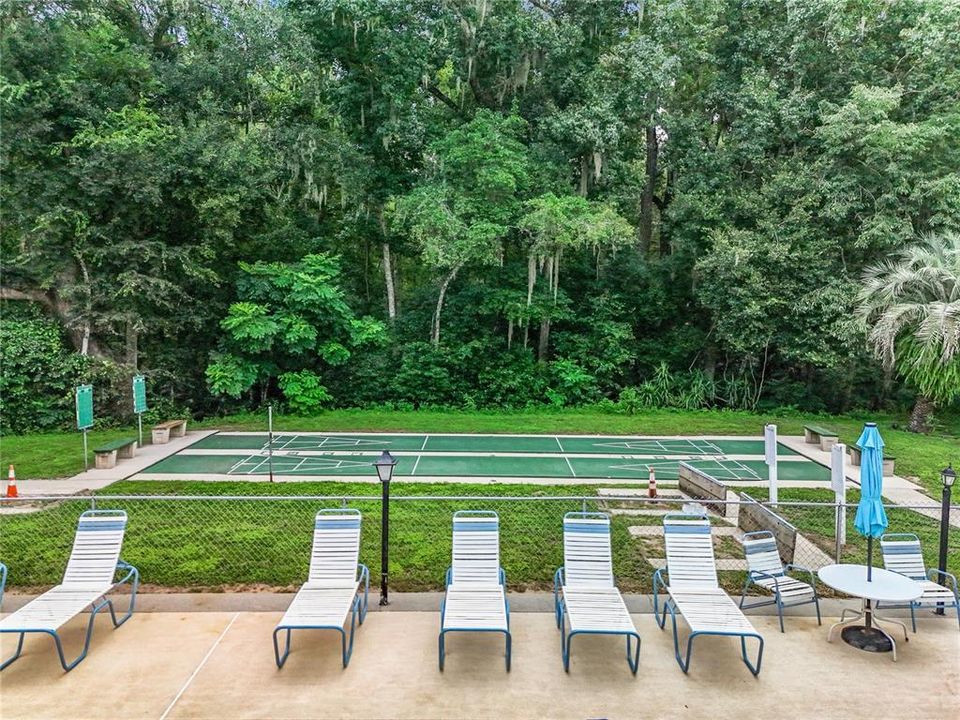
left=439, top=511, right=510, bottom=671
left=273, top=509, right=369, bottom=668
left=0, top=510, right=139, bottom=672
left=553, top=512, right=640, bottom=674
left=879, top=533, right=959, bottom=631
left=654, top=513, right=763, bottom=676
left=739, top=530, right=821, bottom=632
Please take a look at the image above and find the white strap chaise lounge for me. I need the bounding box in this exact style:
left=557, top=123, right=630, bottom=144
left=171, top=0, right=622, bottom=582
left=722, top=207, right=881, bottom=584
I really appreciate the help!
left=0, top=510, right=139, bottom=672
left=739, top=530, right=821, bottom=632
left=273, top=509, right=369, bottom=668
left=654, top=513, right=763, bottom=676
left=553, top=512, right=640, bottom=674
left=879, top=533, right=959, bottom=631
left=439, top=511, right=511, bottom=671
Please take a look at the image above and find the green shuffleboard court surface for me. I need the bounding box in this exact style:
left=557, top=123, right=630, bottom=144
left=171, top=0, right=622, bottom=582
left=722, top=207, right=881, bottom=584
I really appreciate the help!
left=139, top=431, right=829, bottom=482
left=187, top=432, right=798, bottom=456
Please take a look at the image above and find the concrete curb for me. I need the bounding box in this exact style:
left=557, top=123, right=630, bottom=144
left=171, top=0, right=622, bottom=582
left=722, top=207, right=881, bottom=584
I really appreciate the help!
left=0, top=591, right=923, bottom=619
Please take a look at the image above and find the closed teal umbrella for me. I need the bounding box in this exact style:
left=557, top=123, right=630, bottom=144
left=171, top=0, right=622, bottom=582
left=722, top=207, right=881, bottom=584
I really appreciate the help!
left=854, top=422, right=888, bottom=581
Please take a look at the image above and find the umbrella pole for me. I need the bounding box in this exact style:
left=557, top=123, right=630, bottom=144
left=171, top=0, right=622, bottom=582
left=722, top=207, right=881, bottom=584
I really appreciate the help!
left=865, top=536, right=874, bottom=629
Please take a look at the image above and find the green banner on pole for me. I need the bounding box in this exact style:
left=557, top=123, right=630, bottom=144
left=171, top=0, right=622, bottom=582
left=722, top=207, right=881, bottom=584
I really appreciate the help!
left=76, top=385, right=94, bottom=430
left=133, top=375, right=147, bottom=414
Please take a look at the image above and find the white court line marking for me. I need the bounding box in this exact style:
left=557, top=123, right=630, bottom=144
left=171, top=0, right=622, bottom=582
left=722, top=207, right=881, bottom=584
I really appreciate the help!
left=702, top=440, right=724, bottom=454
left=245, top=454, right=271, bottom=475
left=555, top=436, right=565, bottom=453
left=421, top=435, right=429, bottom=451
left=227, top=456, right=249, bottom=474
left=730, top=458, right=762, bottom=480
left=411, top=453, right=422, bottom=476
left=563, top=454, right=576, bottom=477
left=159, top=611, right=239, bottom=720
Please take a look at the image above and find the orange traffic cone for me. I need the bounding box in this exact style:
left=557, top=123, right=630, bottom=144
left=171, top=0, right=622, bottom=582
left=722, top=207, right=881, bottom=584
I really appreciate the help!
left=648, top=466, right=657, bottom=498
left=6, top=464, right=17, bottom=498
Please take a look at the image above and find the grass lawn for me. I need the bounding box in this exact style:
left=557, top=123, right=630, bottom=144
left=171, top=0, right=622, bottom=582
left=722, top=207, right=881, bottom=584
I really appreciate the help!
left=746, top=488, right=959, bottom=581
left=2, top=478, right=955, bottom=593
left=0, top=480, right=634, bottom=592
left=2, top=407, right=958, bottom=496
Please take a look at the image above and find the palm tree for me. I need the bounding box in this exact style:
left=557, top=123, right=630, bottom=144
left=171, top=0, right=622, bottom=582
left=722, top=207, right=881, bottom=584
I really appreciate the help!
left=857, top=231, right=960, bottom=432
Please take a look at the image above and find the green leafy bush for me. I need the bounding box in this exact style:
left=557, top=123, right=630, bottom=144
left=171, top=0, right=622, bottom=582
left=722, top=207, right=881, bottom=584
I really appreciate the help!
left=0, top=316, right=87, bottom=432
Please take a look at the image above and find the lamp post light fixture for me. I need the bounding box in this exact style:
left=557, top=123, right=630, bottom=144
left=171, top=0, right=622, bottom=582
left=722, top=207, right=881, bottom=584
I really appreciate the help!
left=937, top=464, right=956, bottom=615
left=373, top=450, right=398, bottom=606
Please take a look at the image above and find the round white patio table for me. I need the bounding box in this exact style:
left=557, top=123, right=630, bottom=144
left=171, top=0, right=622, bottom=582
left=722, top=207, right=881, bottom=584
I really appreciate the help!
left=818, top=564, right=921, bottom=662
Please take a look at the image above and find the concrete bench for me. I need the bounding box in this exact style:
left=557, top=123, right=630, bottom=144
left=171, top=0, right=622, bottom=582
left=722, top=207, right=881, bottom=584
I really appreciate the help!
left=848, top=444, right=896, bottom=477
left=803, top=424, right=839, bottom=452
left=152, top=419, right=188, bottom=444
left=93, top=438, right=138, bottom=469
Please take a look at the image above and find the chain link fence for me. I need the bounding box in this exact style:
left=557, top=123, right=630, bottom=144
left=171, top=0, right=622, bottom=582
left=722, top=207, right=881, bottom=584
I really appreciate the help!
left=1, top=494, right=957, bottom=598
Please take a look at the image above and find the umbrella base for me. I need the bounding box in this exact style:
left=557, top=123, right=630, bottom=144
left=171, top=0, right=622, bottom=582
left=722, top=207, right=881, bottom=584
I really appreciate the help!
left=841, top=626, right=893, bottom=653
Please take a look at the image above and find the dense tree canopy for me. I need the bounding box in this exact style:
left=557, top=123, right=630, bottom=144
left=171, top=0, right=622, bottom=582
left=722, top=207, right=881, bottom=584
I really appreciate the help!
left=2, top=0, right=959, bottom=430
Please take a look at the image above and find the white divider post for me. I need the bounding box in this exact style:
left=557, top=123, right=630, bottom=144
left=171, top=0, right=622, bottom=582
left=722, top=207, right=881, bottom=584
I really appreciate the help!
left=764, top=424, right=778, bottom=505
left=831, top=443, right=847, bottom=560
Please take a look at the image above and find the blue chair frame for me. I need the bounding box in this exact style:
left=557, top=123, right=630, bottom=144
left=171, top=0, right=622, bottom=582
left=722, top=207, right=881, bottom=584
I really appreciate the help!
left=273, top=567, right=369, bottom=669
left=653, top=513, right=764, bottom=677
left=878, top=532, right=960, bottom=632
left=0, top=559, right=139, bottom=673
left=738, top=531, right=822, bottom=633
left=438, top=510, right=511, bottom=672
left=554, top=512, right=640, bottom=675
left=273, top=509, right=370, bottom=669
left=558, top=604, right=640, bottom=674
left=654, top=569, right=763, bottom=677
left=0, top=562, right=6, bottom=609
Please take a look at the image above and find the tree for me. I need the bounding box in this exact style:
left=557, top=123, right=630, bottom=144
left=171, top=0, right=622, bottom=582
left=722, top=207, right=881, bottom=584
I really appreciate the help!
left=206, top=253, right=385, bottom=411
left=858, top=232, right=960, bottom=432
left=519, top=193, right=633, bottom=359
left=392, top=110, right=530, bottom=344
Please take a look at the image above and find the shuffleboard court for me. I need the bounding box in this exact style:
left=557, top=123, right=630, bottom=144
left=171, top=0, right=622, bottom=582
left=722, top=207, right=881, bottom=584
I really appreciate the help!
left=135, top=431, right=828, bottom=483
left=187, top=432, right=798, bottom=456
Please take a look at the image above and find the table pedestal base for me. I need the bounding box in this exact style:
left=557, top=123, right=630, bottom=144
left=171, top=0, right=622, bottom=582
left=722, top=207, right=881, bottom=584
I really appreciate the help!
left=828, top=602, right=908, bottom=661
left=840, top=626, right=893, bottom=653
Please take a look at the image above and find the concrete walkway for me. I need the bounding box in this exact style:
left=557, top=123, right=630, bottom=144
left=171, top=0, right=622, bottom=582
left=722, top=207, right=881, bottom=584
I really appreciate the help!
left=0, top=611, right=956, bottom=720
left=13, top=431, right=217, bottom=496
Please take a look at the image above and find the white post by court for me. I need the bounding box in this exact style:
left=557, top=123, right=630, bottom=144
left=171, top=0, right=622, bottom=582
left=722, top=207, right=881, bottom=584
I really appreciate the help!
left=764, top=424, right=778, bottom=504
left=831, top=443, right=847, bottom=555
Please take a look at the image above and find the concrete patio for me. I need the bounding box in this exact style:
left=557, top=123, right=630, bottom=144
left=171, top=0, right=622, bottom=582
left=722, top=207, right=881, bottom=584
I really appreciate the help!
left=1, top=610, right=957, bottom=720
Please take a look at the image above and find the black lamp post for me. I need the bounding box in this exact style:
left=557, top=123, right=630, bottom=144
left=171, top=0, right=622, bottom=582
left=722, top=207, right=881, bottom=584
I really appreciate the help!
left=373, top=450, right=397, bottom=606
left=937, top=464, right=955, bottom=615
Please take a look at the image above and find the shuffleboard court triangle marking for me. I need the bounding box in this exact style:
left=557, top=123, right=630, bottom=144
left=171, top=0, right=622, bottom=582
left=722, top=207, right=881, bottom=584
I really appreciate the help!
left=230, top=454, right=374, bottom=475
left=262, top=435, right=390, bottom=451
left=593, top=439, right=723, bottom=455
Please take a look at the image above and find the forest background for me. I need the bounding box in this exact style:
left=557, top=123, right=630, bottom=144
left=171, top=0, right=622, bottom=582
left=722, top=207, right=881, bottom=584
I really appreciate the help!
left=2, top=0, right=959, bottom=434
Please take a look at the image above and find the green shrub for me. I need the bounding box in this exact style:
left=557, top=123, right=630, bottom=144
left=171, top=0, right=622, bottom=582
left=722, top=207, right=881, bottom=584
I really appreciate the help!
left=0, top=316, right=87, bottom=433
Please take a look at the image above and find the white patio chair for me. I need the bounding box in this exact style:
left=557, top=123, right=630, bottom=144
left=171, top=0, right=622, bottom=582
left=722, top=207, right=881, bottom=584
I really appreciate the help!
left=0, top=510, right=139, bottom=672
left=879, top=533, right=959, bottom=631
left=739, top=530, right=821, bottom=632
left=273, top=509, right=369, bottom=668
left=654, top=513, right=763, bottom=676
left=439, top=511, right=510, bottom=671
left=553, top=512, right=640, bottom=674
